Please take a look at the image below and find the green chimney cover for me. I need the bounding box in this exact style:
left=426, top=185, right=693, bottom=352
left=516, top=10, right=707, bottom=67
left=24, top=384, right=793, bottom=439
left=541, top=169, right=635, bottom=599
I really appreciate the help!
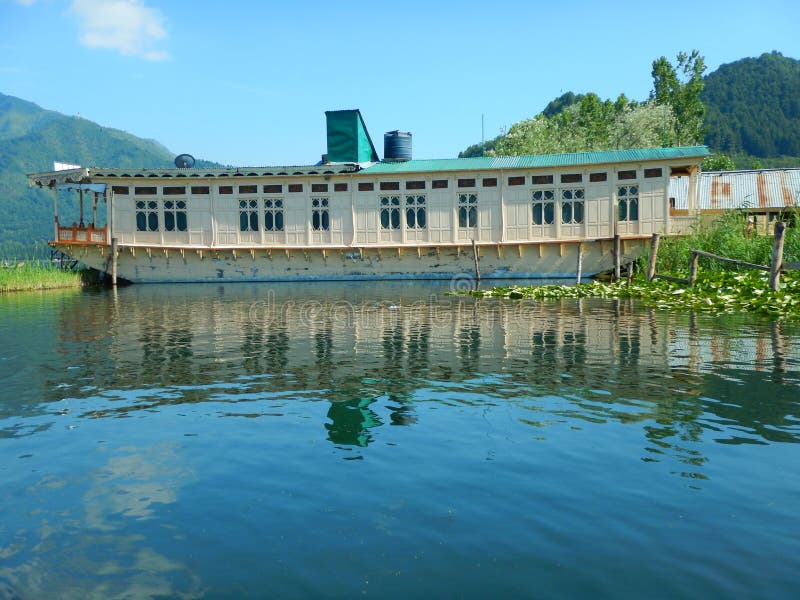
left=325, top=109, right=379, bottom=163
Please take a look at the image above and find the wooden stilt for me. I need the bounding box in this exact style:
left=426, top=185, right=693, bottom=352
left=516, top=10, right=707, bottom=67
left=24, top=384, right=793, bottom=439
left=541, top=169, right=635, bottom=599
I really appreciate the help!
left=110, top=237, right=118, bottom=286
left=471, top=239, right=481, bottom=283
left=647, top=233, right=660, bottom=281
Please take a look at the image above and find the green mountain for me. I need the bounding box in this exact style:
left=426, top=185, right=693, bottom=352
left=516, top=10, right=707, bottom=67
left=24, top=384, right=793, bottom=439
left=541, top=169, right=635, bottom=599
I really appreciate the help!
left=703, top=51, right=800, bottom=158
left=460, top=52, right=800, bottom=167
left=0, top=92, right=215, bottom=258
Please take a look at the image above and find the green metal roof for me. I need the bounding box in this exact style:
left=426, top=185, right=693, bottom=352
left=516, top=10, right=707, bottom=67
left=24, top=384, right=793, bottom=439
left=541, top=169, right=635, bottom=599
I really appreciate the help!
left=361, top=146, right=710, bottom=174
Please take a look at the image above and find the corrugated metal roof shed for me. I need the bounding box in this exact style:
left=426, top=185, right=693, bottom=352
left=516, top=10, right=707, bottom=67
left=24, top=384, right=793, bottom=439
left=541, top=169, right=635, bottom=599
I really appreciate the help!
left=671, top=168, right=800, bottom=210
left=362, top=146, right=709, bottom=174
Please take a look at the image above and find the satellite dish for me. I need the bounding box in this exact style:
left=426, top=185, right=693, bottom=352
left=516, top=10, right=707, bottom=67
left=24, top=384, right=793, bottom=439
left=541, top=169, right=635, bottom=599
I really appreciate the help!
left=174, top=154, right=195, bottom=168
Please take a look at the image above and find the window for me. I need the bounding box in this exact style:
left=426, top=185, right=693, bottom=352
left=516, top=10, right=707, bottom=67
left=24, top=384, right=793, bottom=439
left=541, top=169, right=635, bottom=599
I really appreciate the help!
left=312, top=183, right=328, bottom=193
left=358, top=182, right=374, bottom=191
left=432, top=179, right=448, bottom=189
left=561, top=188, right=584, bottom=224
left=264, top=184, right=283, bottom=194
left=135, top=186, right=157, bottom=195
left=482, top=178, right=497, bottom=187
left=135, top=200, right=159, bottom=231
left=380, top=181, right=400, bottom=191
left=508, top=176, right=525, bottom=186
left=112, top=186, right=129, bottom=195
left=406, top=180, right=425, bottom=190
left=589, top=172, right=607, bottom=182
left=191, top=186, right=210, bottom=195
left=532, top=175, right=554, bottom=185
left=334, top=183, right=348, bottom=192
left=458, top=193, right=478, bottom=228
left=163, top=200, right=187, bottom=231
left=288, top=184, right=303, bottom=193
left=532, top=190, right=555, bottom=225
left=239, top=199, right=259, bottom=231
left=312, top=198, right=329, bottom=231
left=644, top=168, right=662, bottom=178
left=561, top=173, right=582, bottom=184
left=239, top=185, right=257, bottom=194
left=458, top=178, right=476, bottom=188
left=163, top=186, right=186, bottom=195
left=219, top=186, right=233, bottom=195
left=618, top=170, right=637, bottom=180
left=406, top=195, right=426, bottom=229
left=380, top=196, right=401, bottom=229
left=618, top=186, right=639, bottom=222
left=264, top=198, right=284, bottom=231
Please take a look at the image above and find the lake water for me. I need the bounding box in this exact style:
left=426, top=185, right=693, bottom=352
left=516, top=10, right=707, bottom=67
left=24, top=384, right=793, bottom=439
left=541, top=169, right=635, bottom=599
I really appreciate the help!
left=1, top=282, right=799, bottom=599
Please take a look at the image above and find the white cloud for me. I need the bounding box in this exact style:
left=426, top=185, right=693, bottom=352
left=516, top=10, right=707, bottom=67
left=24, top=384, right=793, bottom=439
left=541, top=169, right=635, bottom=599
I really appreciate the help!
left=70, top=0, right=169, bottom=61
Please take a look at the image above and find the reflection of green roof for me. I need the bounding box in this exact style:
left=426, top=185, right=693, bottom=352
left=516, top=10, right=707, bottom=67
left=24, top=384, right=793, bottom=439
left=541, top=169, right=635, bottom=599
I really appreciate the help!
left=361, top=146, right=710, bottom=174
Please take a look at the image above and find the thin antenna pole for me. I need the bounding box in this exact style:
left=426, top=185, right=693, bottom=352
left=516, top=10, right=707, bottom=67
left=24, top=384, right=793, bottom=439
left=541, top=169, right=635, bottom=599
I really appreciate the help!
left=481, top=113, right=485, bottom=157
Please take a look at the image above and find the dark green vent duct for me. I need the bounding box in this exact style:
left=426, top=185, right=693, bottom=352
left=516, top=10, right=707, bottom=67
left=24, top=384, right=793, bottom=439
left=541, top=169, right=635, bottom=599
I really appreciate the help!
left=325, top=109, right=379, bottom=163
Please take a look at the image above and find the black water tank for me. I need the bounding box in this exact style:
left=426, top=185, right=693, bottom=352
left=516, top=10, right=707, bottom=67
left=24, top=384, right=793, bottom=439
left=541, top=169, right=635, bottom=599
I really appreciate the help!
left=384, top=130, right=412, bottom=162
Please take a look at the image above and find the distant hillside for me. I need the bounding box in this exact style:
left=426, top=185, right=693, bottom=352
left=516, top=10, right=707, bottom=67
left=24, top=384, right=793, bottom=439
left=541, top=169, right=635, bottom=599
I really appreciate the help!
left=0, top=92, right=217, bottom=257
left=460, top=52, right=800, bottom=167
left=703, top=51, right=800, bottom=158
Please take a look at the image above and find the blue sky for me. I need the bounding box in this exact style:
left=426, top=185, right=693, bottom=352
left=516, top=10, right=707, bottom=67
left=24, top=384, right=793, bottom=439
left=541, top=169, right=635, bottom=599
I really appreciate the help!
left=1, top=0, right=799, bottom=167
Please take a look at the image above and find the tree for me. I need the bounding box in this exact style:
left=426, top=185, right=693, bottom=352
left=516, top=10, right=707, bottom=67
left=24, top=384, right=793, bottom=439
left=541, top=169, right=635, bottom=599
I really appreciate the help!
left=702, top=153, right=736, bottom=171
left=651, top=50, right=707, bottom=145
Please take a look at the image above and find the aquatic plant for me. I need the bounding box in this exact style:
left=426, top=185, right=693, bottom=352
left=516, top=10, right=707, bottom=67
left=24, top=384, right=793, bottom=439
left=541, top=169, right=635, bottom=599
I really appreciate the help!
left=0, top=261, right=82, bottom=293
left=459, top=270, right=800, bottom=321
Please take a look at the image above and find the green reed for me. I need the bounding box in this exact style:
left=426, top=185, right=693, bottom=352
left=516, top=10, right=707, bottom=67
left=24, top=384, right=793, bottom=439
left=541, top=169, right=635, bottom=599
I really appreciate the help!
left=0, top=261, right=83, bottom=293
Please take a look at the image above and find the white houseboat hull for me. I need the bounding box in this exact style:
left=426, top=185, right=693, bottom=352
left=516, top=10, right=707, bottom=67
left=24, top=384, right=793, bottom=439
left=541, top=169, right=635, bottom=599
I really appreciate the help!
left=56, top=239, right=646, bottom=284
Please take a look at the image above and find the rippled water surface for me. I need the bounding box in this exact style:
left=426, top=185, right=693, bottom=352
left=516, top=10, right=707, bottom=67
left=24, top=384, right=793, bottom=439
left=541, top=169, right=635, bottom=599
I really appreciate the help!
left=1, top=282, right=799, bottom=599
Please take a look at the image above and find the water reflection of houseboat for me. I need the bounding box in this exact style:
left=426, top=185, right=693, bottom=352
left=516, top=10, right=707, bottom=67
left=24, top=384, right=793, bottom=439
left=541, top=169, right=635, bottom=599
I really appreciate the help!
left=29, top=110, right=708, bottom=283
left=44, top=283, right=798, bottom=450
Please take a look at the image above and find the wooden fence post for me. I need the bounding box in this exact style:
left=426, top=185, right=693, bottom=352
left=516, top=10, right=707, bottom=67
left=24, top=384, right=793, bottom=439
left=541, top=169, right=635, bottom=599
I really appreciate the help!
left=613, top=235, right=621, bottom=281
left=576, top=242, right=583, bottom=284
left=689, top=252, right=699, bottom=286
left=647, top=233, right=660, bottom=282
left=770, top=221, right=786, bottom=291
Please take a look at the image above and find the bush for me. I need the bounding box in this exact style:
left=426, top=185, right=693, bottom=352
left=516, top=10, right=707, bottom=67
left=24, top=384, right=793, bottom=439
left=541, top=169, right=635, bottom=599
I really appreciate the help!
left=656, top=210, right=800, bottom=274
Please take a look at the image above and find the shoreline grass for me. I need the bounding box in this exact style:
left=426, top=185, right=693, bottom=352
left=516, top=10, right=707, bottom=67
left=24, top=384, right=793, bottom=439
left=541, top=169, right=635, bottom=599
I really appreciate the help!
left=0, top=263, right=83, bottom=293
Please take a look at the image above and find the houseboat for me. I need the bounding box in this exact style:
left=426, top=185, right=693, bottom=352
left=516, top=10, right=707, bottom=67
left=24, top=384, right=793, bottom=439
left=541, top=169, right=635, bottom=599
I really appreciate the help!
left=28, top=109, right=709, bottom=283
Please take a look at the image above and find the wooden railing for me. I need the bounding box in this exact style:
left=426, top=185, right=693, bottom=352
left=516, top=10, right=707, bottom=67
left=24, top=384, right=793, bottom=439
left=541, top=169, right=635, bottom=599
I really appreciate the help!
left=56, top=224, right=108, bottom=245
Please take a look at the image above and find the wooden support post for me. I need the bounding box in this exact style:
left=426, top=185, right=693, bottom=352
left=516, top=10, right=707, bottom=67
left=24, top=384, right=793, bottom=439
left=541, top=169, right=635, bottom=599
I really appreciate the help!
left=576, top=242, right=583, bottom=284
left=471, top=239, right=481, bottom=283
left=53, top=187, right=59, bottom=242
left=79, top=188, right=85, bottom=228
left=689, top=251, right=699, bottom=286
left=770, top=221, right=786, bottom=291
left=647, top=233, right=660, bottom=282
left=613, top=235, right=621, bottom=281
left=110, top=237, right=118, bottom=287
